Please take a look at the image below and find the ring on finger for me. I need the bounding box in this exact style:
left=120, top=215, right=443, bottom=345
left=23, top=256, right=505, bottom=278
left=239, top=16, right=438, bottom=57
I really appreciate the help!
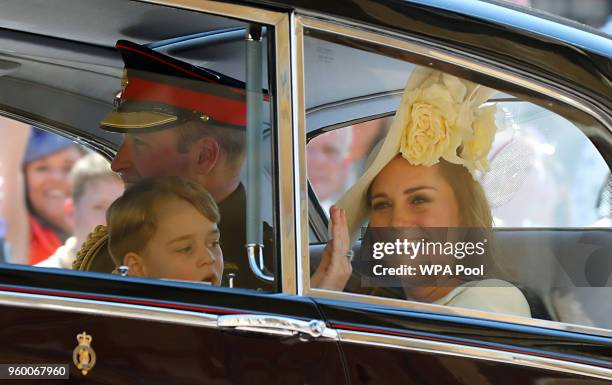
left=346, top=250, right=354, bottom=262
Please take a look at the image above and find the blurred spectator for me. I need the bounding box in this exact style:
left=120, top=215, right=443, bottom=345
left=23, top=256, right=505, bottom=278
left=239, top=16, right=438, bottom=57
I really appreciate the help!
left=307, top=129, right=352, bottom=212
left=349, top=118, right=391, bottom=177
left=24, top=128, right=83, bottom=264
left=37, top=153, right=123, bottom=269
left=0, top=116, right=29, bottom=263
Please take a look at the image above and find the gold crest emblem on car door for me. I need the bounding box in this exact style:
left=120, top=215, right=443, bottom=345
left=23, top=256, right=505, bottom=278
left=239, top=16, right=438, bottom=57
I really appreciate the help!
left=72, top=331, right=96, bottom=375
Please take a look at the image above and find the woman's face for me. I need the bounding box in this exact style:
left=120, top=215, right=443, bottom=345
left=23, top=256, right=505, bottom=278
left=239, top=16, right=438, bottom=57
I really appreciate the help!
left=369, top=156, right=462, bottom=302
left=369, top=156, right=461, bottom=228
left=25, top=147, right=81, bottom=231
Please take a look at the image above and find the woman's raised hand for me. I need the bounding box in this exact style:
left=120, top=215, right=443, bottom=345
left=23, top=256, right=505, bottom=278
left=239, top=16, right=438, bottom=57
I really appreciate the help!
left=311, top=205, right=353, bottom=291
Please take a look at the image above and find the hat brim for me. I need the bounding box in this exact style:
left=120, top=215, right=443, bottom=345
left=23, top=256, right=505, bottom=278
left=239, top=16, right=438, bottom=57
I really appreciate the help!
left=333, top=68, right=439, bottom=243
left=334, top=116, right=403, bottom=244
left=332, top=67, right=496, bottom=244
left=100, top=110, right=179, bottom=133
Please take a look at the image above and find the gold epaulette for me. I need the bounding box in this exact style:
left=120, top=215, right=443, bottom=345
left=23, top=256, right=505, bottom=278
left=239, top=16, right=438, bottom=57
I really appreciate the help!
left=72, top=225, right=109, bottom=271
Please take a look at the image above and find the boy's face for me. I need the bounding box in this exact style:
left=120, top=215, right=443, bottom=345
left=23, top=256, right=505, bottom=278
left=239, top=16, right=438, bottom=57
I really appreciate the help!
left=134, top=197, right=223, bottom=285
left=73, top=176, right=124, bottom=245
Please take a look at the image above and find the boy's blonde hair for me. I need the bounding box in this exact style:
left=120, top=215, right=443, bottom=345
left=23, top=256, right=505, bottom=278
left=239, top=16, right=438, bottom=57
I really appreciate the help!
left=71, top=152, right=121, bottom=203
left=107, top=176, right=220, bottom=266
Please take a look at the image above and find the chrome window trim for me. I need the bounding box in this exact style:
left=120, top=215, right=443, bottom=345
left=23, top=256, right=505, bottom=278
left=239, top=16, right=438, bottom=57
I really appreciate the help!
left=294, top=14, right=612, bottom=339
left=292, top=18, right=309, bottom=296
left=310, top=287, right=612, bottom=338
left=139, top=0, right=297, bottom=294
left=340, top=330, right=612, bottom=380
left=139, top=0, right=286, bottom=25
left=275, top=11, right=297, bottom=295
left=297, top=16, right=611, bottom=130
left=306, top=90, right=403, bottom=116
left=0, top=290, right=218, bottom=329
left=0, top=290, right=341, bottom=341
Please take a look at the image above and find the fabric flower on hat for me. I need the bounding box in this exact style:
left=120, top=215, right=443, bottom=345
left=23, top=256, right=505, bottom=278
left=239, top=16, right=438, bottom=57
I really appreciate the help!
left=333, top=67, right=499, bottom=243
left=460, top=103, right=498, bottom=173
left=399, top=81, right=463, bottom=167
left=396, top=70, right=498, bottom=176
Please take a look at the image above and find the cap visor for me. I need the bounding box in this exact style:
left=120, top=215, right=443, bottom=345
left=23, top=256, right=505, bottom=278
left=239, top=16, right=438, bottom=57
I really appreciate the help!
left=100, top=110, right=178, bottom=133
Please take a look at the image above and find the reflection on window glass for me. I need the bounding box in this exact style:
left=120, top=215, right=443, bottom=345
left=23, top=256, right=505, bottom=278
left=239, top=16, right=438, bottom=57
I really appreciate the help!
left=307, top=118, right=392, bottom=214
left=483, top=102, right=609, bottom=227
left=93, top=34, right=277, bottom=291
left=0, top=117, right=122, bottom=268
left=309, top=106, right=609, bottom=228
left=1, top=10, right=281, bottom=293
left=304, top=32, right=612, bottom=329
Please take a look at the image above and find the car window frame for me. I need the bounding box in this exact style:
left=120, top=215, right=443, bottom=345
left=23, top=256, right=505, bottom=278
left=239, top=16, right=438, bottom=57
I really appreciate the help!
left=293, top=13, right=612, bottom=338
left=0, top=0, right=297, bottom=295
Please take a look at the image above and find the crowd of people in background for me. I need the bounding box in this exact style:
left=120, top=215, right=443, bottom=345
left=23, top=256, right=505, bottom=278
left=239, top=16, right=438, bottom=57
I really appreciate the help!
left=307, top=118, right=391, bottom=213
left=0, top=118, right=124, bottom=267
left=37, top=152, right=123, bottom=269
left=307, top=113, right=612, bottom=229
left=0, top=107, right=610, bottom=272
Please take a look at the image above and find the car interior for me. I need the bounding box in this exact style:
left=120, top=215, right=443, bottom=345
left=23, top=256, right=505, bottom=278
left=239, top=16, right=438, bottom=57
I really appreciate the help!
left=302, top=34, right=612, bottom=327
left=1, top=0, right=611, bottom=332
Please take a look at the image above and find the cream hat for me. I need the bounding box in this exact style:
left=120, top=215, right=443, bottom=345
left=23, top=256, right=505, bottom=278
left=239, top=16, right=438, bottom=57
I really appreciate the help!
left=334, top=67, right=498, bottom=243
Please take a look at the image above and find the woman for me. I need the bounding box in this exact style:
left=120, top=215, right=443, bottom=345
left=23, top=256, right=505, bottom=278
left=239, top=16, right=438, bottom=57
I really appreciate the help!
left=313, top=67, right=531, bottom=317
left=24, top=128, right=82, bottom=264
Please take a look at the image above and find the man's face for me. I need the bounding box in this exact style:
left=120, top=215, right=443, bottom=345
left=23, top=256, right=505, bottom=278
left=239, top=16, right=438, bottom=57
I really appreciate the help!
left=111, top=128, right=192, bottom=185
left=307, top=130, right=351, bottom=201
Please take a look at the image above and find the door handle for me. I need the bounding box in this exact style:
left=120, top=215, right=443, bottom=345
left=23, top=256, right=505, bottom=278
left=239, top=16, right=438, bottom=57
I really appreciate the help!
left=246, top=244, right=274, bottom=282
left=217, top=314, right=338, bottom=340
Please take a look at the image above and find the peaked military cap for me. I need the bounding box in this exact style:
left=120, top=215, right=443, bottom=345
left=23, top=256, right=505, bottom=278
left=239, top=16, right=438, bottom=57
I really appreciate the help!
left=100, top=40, right=252, bottom=133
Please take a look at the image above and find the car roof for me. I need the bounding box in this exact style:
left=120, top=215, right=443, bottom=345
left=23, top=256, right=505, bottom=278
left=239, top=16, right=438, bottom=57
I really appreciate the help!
left=250, top=0, right=611, bottom=101
left=0, top=0, right=609, bottom=145
left=247, top=0, right=612, bottom=56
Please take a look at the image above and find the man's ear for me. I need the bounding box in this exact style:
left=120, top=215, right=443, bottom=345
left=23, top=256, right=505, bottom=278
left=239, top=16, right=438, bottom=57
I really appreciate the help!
left=123, top=252, right=146, bottom=277
left=192, top=137, right=220, bottom=175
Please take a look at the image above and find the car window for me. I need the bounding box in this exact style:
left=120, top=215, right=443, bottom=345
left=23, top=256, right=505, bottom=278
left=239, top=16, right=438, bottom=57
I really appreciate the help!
left=310, top=106, right=610, bottom=228
left=0, top=7, right=278, bottom=292
left=303, top=29, right=612, bottom=330
left=0, top=119, right=114, bottom=266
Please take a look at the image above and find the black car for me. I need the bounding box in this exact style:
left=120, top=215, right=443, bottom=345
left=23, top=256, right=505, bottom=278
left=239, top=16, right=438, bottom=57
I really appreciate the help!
left=0, top=0, right=611, bottom=383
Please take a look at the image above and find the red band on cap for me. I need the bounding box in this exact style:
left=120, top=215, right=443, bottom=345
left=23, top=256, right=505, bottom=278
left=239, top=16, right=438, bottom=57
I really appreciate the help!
left=123, top=77, right=246, bottom=127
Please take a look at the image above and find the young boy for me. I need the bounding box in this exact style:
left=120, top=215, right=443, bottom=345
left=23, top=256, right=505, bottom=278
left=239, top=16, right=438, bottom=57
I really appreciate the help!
left=37, top=152, right=124, bottom=269
left=106, top=176, right=223, bottom=285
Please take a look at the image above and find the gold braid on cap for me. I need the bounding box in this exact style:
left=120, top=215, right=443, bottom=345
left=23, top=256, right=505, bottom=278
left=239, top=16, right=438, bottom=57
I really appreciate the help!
left=72, top=225, right=109, bottom=271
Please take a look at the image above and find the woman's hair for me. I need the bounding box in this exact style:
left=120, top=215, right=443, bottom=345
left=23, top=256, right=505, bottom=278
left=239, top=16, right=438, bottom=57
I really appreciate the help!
left=439, top=159, right=506, bottom=282
left=107, top=176, right=219, bottom=266
left=366, top=157, right=499, bottom=281
left=436, top=159, right=492, bottom=228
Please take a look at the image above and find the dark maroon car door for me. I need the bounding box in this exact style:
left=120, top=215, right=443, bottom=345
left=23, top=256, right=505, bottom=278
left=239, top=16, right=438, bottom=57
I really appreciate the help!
left=314, top=297, right=612, bottom=384
left=0, top=265, right=347, bottom=384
